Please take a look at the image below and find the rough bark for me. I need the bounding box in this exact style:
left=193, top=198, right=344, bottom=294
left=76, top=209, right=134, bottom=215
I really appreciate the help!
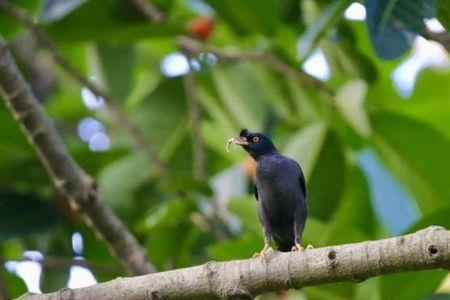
left=18, top=226, right=450, bottom=300
left=0, top=36, right=155, bottom=275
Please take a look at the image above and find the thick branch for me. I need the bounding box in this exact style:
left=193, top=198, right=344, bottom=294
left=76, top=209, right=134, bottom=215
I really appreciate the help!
left=0, top=36, right=155, bottom=275
left=18, top=227, right=450, bottom=299
left=423, top=28, right=450, bottom=54
left=183, top=72, right=206, bottom=180
left=0, top=0, right=166, bottom=174
left=177, top=36, right=334, bottom=95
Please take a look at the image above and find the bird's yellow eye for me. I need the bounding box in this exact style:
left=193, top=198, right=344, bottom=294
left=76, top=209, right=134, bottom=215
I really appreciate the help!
left=253, top=136, right=260, bottom=142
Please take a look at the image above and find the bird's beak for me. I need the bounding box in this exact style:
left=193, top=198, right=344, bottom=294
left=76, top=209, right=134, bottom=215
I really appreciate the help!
left=226, top=136, right=248, bottom=152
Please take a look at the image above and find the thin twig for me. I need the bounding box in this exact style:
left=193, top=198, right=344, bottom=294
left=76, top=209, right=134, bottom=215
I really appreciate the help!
left=182, top=71, right=206, bottom=180
left=0, top=0, right=166, bottom=174
left=177, top=36, right=334, bottom=95
left=17, top=227, right=450, bottom=300
left=0, top=35, right=155, bottom=275
left=130, top=1, right=327, bottom=97
left=129, top=0, right=164, bottom=23
left=423, top=28, right=450, bottom=54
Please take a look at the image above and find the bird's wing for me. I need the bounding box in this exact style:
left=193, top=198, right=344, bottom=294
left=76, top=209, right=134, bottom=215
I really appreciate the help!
left=254, top=185, right=259, bottom=201
left=296, top=162, right=307, bottom=198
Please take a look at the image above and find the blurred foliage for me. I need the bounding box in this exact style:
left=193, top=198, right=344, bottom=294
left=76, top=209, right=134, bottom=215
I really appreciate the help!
left=1, top=0, right=450, bottom=299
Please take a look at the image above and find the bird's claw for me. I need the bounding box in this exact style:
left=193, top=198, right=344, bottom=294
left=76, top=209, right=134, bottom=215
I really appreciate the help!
left=291, top=243, right=313, bottom=252
left=253, top=244, right=273, bottom=258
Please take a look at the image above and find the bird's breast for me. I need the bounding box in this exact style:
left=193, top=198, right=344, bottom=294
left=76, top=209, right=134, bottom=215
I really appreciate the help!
left=255, top=163, right=299, bottom=210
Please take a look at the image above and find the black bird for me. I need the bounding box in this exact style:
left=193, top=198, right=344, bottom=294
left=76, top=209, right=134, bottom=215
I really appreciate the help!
left=228, top=129, right=307, bottom=256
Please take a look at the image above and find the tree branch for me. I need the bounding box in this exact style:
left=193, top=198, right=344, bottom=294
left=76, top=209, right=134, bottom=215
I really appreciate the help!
left=177, top=36, right=334, bottom=96
left=129, top=0, right=165, bottom=23
left=423, top=28, right=450, bottom=54
left=183, top=71, right=206, bottom=180
left=0, top=35, right=155, bottom=275
left=0, top=0, right=166, bottom=174
left=18, top=226, right=450, bottom=299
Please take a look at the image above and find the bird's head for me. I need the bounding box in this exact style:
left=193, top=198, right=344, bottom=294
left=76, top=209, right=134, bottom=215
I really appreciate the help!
left=228, top=129, right=277, bottom=160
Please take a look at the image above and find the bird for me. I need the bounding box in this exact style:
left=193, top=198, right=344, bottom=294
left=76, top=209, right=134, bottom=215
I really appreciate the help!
left=227, top=129, right=308, bottom=256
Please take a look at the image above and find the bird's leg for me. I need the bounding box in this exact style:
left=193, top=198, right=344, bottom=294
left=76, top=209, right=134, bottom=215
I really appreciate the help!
left=254, top=204, right=274, bottom=258
left=292, top=214, right=306, bottom=252
left=253, top=231, right=273, bottom=258
left=253, top=243, right=273, bottom=258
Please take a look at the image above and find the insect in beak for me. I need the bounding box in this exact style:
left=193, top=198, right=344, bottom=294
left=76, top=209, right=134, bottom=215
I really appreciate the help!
left=226, top=136, right=248, bottom=152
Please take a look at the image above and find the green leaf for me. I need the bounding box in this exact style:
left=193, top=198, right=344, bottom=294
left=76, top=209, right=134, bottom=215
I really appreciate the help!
left=437, top=0, right=450, bottom=30
left=380, top=270, right=447, bottom=300
left=0, top=0, right=40, bottom=40
left=45, top=0, right=182, bottom=42
left=0, top=192, right=59, bottom=241
left=307, top=130, right=346, bottom=221
left=130, top=78, right=187, bottom=152
left=228, top=196, right=259, bottom=235
left=355, top=277, right=381, bottom=300
left=144, top=199, right=200, bottom=269
left=76, top=224, right=116, bottom=266
left=383, top=70, right=450, bottom=141
left=248, top=65, right=297, bottom=125
left=203, top=0, right=281, bottom=36
left=211, top=66, right=266, bottom=131
left=159, top=172, right=213, bottom=196
left=327, top=165, right=376, bottom=245
left=201, top=121, right=245, bottom=162
left=145, top=198, right=197, bottom=230
left=335, top=79, right=371, bottom=137
left=207, top=233, right=260, bottom=261
left=365, top=0, right=435, bottom=59
left=98, top=153, right=151, bottom=211
left=4, top=270, right=27, bottom=299
left=303, top=282, right=355, bottom=300
left=407, top=206, right=450, bottom=233
left=298, top=0, right=353, bottom=60
left=283, top=121, right=328, bottom=179
left=198, top=87, right=239, bottom=138
left=371, top=112, right=450, bottom=214
left=96, top=43, right=136, bottom=101
left=303, top=217, right=330, bottom=248
left=40, top=267, right=70, bottom=293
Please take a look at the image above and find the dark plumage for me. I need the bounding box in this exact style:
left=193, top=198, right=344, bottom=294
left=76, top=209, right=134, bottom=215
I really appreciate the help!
left=232, top=129, right=307, bottom=253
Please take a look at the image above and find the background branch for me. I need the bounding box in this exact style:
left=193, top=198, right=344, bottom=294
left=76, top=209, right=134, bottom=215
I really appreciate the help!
left=0, top=35, right=155, bottom=275
left=129, top=0, right=164, bottom=23
left=17, top=227, right=450, bottom=300
left=177, top=36, right=334, bottom=96
left=423, top=28, right=450, bottom=54
left=0, top=0, right=166, bottom=174
left=183, top=71, right=206, bottom=180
